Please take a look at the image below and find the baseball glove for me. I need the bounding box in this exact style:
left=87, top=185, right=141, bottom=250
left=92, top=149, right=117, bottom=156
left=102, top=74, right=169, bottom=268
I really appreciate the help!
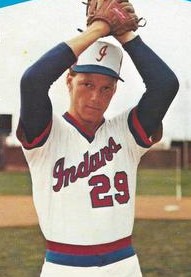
left=86, top=0, right=144, bottom=36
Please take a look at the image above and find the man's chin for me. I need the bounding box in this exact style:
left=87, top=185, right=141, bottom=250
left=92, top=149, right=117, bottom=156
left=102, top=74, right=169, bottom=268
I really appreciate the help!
left=82, top=110, right=101, bottom=121
left=81, top=114, right=103, bottom=127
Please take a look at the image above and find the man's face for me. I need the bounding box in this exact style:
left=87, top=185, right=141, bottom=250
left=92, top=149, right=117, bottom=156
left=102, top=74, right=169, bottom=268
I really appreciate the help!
left=67, top=72, right=117, bottom=130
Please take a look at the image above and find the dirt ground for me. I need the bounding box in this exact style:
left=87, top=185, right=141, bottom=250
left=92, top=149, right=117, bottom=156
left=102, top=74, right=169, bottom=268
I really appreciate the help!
left=0, top=195, right=190, bottom=227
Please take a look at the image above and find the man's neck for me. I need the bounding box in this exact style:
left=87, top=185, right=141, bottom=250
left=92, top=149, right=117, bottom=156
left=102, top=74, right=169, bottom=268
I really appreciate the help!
left=67, top=111, right=104, bottom=135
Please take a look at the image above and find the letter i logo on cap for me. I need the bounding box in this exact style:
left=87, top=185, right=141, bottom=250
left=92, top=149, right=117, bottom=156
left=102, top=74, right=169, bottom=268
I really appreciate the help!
left=96, top=45, right=108, bottom=62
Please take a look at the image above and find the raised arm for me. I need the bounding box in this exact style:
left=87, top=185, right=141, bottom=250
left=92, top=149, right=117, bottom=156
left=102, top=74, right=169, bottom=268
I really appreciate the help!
left=19, top=22, right=110, bottom=146
left=115, top=32, right=179, bottom=147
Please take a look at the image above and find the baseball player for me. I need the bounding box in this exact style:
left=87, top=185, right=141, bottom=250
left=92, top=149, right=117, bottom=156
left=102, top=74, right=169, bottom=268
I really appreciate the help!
left=16, top=1, right=179, bottom=276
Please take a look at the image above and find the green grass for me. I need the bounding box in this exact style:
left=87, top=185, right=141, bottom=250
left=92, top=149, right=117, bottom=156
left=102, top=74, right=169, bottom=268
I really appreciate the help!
left=0, top=220, right=191, bottom=277
left=0, top=171, right=32, bottom=195
left=134, top=220, right=191, bottom=277
left=137, top=169, right=191, bottom=196
left=0, top=169, right=191, bottom=196
left=0, top=225, right=45, bottom=277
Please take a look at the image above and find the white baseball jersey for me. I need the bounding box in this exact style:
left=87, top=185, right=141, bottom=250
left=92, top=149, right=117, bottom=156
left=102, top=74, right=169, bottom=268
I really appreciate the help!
left=20, top=110, right=148, bottom=243
left=18, top=109, right=151, bottom=274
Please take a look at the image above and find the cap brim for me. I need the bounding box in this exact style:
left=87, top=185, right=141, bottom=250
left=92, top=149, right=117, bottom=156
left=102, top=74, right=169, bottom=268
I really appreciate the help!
left=72, top=65, right=124, bottom=82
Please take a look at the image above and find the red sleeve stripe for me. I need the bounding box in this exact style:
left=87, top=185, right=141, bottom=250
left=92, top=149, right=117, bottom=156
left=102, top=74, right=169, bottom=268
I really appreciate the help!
left=16, top=120, right=52, bottom=149
left=129, top=107, right=153, bottom=148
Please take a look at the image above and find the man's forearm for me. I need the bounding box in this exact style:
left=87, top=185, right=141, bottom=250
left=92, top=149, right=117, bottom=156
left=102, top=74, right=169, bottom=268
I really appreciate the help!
left=123, top=35, right=179, bottom=136
left=20, top=42, right=77, bottom=143
left=66, top=21, right=110, bottom=58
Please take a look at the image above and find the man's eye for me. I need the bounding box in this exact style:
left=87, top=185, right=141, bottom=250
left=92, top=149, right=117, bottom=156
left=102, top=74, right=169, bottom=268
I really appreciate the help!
left=84, top=83, right=93, bottom=88
left=102, top=87, right=112, bottom=93
left=104, top=87, right=109, bottom=91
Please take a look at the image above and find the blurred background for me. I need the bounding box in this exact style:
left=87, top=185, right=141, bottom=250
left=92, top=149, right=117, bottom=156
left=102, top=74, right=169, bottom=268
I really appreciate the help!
left=0, top=0, right=191, bottom=170
left=0, top=1, right=191, bottom=276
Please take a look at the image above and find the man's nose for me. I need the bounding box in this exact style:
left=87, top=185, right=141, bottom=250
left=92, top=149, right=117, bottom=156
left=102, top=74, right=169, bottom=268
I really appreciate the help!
left=90, top=89, right=99, bottom=101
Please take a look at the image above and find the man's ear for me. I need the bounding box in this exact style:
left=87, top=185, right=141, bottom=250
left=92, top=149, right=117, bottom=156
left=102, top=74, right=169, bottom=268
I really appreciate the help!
left=66, top=73, right=73, bottom=91
left=113, top=81, right=118, bottom=95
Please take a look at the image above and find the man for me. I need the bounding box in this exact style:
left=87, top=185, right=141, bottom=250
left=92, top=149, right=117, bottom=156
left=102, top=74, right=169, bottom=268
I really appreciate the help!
left=17, top=2, right=179, bottom=276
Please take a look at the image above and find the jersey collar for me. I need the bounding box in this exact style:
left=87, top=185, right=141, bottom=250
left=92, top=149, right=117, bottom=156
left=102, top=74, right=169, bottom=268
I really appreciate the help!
left=63, top=112, right=105, bottom=143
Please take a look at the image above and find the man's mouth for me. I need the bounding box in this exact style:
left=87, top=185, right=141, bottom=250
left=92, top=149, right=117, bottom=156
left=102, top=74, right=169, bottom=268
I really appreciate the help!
left=86, top=105, right=100, bottom=111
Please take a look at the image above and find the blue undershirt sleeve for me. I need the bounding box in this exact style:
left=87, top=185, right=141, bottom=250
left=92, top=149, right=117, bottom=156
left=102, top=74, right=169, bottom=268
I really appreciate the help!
left=19, top=42, right=77, bottom=143
left=123, top=36, right=179, bottom=138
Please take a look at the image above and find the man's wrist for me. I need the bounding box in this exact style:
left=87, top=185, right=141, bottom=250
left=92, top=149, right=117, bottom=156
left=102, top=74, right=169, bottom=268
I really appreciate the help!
left=114, top=31, right=137, bottom=45
left=87, top=21, right=110, bottom=37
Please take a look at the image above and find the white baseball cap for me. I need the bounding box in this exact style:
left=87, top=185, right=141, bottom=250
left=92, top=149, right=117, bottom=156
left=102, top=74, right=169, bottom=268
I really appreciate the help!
left=71, top=40, right=124, bottom=82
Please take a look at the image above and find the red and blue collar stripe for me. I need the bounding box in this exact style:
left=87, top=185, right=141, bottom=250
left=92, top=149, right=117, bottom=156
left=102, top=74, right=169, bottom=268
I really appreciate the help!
left=63, top=112, right=105, bottom=143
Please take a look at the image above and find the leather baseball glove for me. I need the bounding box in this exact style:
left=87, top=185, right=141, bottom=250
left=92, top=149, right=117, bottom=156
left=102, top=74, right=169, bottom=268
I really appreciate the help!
left=86, top=0, right=145, bottom=36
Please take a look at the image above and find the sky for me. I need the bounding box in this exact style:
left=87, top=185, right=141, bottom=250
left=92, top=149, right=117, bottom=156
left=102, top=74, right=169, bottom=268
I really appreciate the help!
left=0, top=0, right=191, bottom=145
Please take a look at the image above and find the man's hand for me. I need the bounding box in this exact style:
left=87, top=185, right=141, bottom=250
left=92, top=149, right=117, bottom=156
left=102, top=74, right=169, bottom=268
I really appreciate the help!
left=86, top=0, right=140, bottom=36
